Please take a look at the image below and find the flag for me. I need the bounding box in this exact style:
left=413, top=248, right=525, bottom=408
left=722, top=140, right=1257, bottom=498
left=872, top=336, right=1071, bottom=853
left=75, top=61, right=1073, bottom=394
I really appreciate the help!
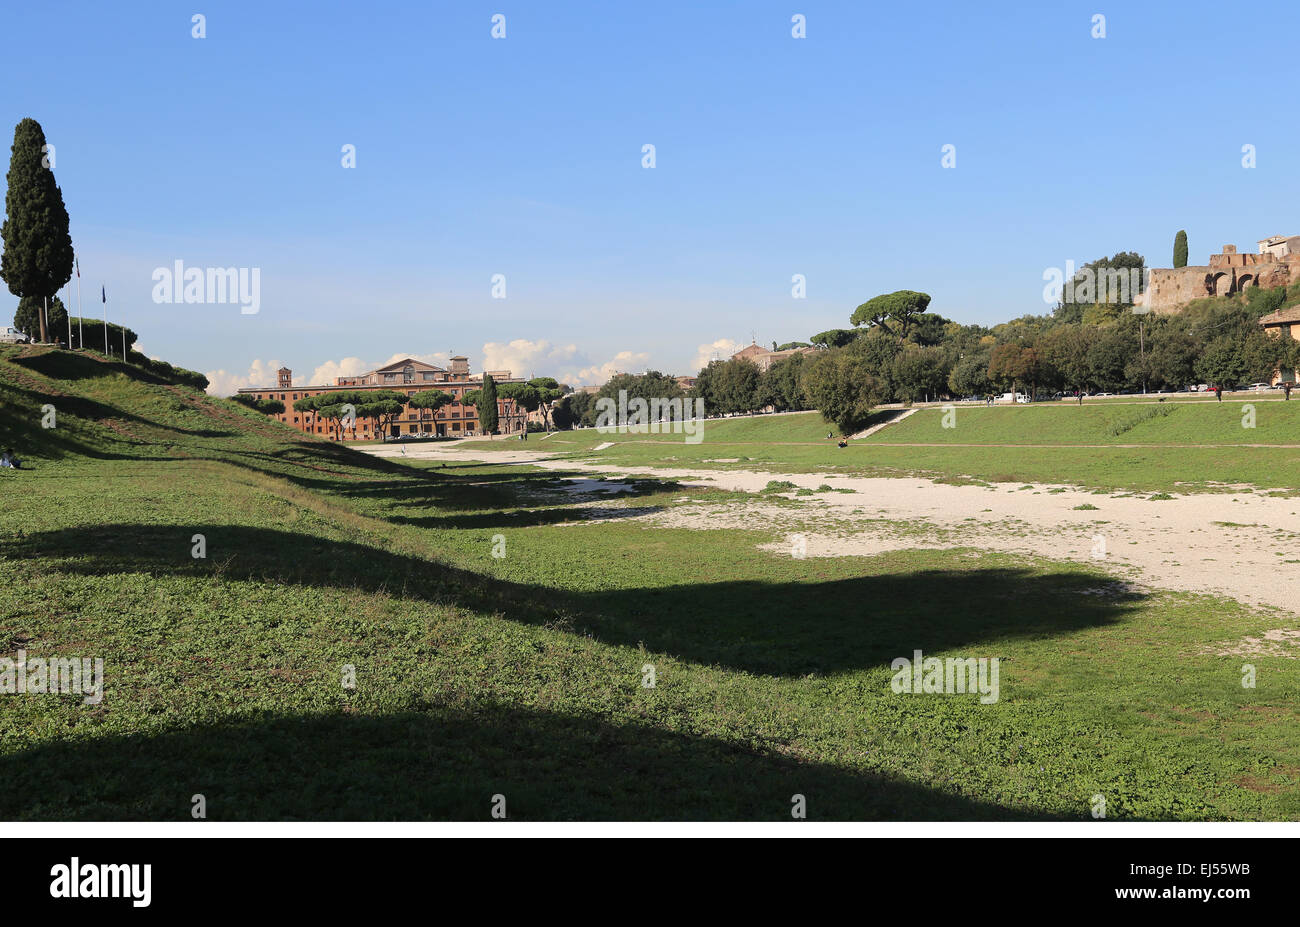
left=102, top=286, right=106, bottom=303
left=75, top=257, right=80, bottom=278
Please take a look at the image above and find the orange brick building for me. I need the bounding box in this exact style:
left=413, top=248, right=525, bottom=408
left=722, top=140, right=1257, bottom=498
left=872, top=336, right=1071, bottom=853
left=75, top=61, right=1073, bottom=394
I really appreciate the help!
left=1259, top=305, right=1300, bottom=385
left=238, top=356, right=527, bottom=440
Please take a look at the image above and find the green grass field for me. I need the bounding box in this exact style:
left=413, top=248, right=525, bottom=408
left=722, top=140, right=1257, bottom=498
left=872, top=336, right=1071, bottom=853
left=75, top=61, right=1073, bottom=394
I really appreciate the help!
left=2, top=345, right=1298, bottom=820
left=509, top=402, right=1300, bottom=493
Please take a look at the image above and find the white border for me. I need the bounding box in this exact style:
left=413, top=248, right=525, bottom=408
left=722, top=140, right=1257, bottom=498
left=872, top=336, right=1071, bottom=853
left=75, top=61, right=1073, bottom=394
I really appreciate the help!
left=24, top=822, right=1300, bottom=838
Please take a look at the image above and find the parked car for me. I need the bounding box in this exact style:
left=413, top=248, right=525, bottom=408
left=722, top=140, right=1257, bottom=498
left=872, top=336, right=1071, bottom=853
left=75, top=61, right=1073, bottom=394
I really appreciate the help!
left=1246, top=382, right=1271, bottom=392
left=0, top=327, right=30, bottom=344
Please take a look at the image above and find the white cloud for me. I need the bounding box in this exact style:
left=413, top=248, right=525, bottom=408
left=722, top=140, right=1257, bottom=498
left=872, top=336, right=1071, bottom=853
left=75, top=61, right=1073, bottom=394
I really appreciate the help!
left=308, top=356, right=369, bottom=386
left=692, top=338, right=743, bottom=372
left=570, top=350, right=651, bottom=386
left=212, top=352, right=465, bottom=396
left=204, top=358, right=284, bottom=396
left=479, top=339, right=664, bottom=387
left=205, top=344, right=665, bottom=396
left=378, top=351, right=451, bottom=370
left=481, top=339, right=579, bottom=379
left=308, top=353, right=451, bottom=387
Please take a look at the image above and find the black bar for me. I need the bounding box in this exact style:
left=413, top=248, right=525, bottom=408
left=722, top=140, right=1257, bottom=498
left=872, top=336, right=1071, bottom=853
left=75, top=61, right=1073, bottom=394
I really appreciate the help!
left=4, top=836, right=1278, bottom=913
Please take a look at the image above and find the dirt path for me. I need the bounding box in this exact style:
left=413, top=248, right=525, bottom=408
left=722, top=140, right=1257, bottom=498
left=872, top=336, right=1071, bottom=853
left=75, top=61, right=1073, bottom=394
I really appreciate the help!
left=362, top=441, right=1300, bottom=615
left=849, top=408, right=916, bottom=439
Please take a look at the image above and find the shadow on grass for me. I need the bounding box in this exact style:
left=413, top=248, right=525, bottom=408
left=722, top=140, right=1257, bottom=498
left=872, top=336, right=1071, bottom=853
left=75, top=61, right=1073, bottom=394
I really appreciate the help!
left=0, top=380, right=236, bottom=462
left=377, top=474, right=677, bottom=528
left=2, top=524, right=1144, bottom=677
left=0, top=383, right=142, bottom=462
left=207, top=449, right=674, bottom=527
left=0, top=703, right=1065, bottom=821
left=11, top=348, right=173, bottom=385
left=388, top=505, right=663, bottom=529
left=853, top=408, right=914, bottom=433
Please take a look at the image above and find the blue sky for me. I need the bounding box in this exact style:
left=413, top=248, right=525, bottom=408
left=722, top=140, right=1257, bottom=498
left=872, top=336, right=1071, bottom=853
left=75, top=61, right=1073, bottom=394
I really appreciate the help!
left=5, top=0, right=1299, bottom=392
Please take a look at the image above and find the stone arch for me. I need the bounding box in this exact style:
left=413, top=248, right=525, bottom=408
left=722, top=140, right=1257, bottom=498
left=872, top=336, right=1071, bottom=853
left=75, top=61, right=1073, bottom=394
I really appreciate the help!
left=1208, top=272, right=1230, bottom=296
left=1238, top=273, right=1255, bottom=292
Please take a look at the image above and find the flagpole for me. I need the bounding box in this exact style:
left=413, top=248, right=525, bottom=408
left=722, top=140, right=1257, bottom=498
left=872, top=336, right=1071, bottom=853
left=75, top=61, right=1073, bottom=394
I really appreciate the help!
left=102, top=285, right=107, bottom=358
left=75, top=258, right=83, bottom=350
left=65, top=284, right=71, bottom=348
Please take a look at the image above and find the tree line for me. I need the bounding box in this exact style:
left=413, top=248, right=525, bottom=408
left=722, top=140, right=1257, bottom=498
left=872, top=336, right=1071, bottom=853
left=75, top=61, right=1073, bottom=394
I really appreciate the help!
left=555, top=274, right=1300, bottom=437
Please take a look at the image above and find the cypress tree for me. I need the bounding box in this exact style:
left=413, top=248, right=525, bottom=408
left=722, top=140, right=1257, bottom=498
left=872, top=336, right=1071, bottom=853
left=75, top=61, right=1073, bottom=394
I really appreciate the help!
left=1, top=119, right=74, bottom=343
left=478, top=373, right=499, bottom=435
left=1173, top=230, right=1188, bottom=268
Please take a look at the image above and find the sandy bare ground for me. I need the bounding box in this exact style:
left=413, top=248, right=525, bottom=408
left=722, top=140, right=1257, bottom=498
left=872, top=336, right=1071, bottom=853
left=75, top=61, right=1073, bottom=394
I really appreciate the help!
left=364, top=441, right=1300, bottom=617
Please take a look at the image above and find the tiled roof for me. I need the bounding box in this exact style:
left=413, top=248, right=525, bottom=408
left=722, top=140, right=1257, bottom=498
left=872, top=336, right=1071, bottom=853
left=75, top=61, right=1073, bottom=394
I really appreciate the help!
left=1259, top=304, right=1300, bottom=325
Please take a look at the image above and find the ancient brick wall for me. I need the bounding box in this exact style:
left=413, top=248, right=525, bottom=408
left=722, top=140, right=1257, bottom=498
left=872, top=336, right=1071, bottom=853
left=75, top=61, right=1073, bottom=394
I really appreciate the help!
left=1146, top=262, right=1295, bottom=313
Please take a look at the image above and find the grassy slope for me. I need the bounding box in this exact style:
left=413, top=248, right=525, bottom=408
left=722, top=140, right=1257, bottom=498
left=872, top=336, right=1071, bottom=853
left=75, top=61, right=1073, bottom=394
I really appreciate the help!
left=2, top=346, right=1298, bottom=820
left=523, top=404, right=1300, bottom=492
